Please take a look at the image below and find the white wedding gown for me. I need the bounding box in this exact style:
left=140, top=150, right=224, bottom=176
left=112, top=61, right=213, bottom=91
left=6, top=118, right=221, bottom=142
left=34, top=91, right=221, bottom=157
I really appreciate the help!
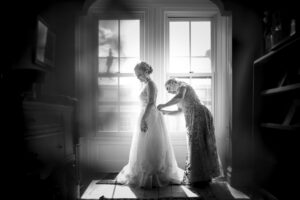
left=116, top=81, right=184, bottom=188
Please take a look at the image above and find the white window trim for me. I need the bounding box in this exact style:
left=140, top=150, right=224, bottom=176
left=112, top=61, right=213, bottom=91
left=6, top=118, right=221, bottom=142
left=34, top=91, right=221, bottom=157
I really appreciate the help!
left=165, top=17, right=215, bottom=117
left=160, top=10, right=219, bottom=136
left=94, top=11, right=147, bottom=136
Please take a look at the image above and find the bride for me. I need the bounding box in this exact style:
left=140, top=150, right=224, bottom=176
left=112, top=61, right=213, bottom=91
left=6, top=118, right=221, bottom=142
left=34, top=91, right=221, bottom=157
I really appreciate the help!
left=115, top=62, right=184, bottom=188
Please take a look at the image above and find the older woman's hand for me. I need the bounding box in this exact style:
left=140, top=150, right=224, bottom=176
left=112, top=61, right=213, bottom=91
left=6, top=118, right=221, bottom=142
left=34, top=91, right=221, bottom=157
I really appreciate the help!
left=157, top=104, right=165, bottom=110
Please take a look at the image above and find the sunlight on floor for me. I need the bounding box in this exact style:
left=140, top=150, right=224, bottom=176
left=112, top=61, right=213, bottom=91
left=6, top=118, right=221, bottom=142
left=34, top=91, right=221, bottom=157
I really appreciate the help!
left=81, top=179, right=250, bottom=200
left=226, top=183, right=250, bottom=199
left=180, top=186, right=199, bottom=198
left=81, top=181, right=116, bottom=199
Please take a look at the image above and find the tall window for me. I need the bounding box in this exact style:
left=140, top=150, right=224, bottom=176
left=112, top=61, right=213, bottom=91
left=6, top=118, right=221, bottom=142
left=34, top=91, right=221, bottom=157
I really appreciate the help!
left=97, top=19, right=142, bottom=133
left=166, top=19, right=213, bottom=132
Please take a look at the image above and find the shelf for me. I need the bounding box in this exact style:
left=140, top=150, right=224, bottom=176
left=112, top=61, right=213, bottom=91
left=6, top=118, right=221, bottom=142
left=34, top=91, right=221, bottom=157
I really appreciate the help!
left=261, top=83, right=300, bottom=95
left=271, top=34, right=299, bottom=51
left=254, top=35, right=300, bottom=65
left=261, top=123, right=300, bottom=131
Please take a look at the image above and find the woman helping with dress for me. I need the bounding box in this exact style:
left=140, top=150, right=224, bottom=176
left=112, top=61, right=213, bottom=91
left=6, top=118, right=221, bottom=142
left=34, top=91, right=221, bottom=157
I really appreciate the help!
left=157, top=78, right=223, bottom=186
left=115, top=62, right=184, bottom=188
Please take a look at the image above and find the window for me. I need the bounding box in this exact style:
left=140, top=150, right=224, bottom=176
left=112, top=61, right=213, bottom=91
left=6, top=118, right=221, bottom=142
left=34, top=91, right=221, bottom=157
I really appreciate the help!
left=166, top=19, right=213, bottom=132
left=97, top=19, right=142, bottom=133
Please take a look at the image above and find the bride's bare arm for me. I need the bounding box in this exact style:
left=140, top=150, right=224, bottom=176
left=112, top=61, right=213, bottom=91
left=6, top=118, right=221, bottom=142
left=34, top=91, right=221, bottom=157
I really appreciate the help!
left=142, top=80, right=155, bottom=121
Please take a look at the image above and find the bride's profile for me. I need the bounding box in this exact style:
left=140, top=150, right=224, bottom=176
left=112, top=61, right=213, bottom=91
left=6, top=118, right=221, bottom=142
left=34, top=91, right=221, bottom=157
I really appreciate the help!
left=115, top=61, right=183, bottom=188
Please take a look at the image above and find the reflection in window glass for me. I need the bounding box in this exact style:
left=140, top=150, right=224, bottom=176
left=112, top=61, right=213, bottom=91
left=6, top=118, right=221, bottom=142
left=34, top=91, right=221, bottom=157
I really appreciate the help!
left=99, top=58, right=118, bottom=74
left=98, top=20, right=118, bottom=57
left=98, top=19, right=141, bottom=133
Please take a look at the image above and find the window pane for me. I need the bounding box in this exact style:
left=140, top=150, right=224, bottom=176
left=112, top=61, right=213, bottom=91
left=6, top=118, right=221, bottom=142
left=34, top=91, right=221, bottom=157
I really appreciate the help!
left=165, top=77, right=189, bottom=132
left=120, top=58, right=140, bottom=73
left=120, top=20, right=140, bottom=57
left=98, top=19, right=141, bottom=134
left=166, top=114, right=186, bottom=132
left=98, top=77, right=118, bottom=102
left=119, top=77, right=141, bottom=102
left=191, top=21, right=211, bottom=57
left=191, top=78, right=212, bottom=111
left=97, top=105, right=118, bottom=131
left=99, top=58, right=118, bottom=74
left=170, top=22, right=189, bottom=57
left=191, top=57, right=211, bottom=73
left=169, top=57, right=190, bottom=73
left=119, top=105, right=139, bottom=131
left=98, top=20, right=119, bottom=57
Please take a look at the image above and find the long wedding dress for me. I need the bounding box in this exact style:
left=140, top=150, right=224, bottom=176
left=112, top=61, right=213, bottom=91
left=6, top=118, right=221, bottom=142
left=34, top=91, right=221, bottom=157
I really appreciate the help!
left=116, top=81, right=184, bottom=188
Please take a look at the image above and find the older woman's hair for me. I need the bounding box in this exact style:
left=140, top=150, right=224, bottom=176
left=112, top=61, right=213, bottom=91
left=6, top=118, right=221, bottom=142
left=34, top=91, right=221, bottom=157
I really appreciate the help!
left=134, top=61, right=153, bottom=74
left=165, top=78, right=178, bottom=86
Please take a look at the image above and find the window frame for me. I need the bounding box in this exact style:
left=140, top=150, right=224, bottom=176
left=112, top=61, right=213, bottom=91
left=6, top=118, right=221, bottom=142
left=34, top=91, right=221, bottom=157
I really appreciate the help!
left=164, top=16, right=216, bottom=134
left=95, top=13, right=145, bottom=136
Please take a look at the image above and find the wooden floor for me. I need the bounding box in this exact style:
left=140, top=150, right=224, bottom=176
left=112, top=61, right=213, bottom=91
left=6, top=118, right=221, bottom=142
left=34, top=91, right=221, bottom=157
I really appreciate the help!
left=80, top=173, right=251, bottom=200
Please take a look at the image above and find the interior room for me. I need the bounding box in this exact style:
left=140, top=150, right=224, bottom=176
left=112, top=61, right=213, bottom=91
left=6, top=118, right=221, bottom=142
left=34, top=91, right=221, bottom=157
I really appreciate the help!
left=2, top=0, right=299, bottom=199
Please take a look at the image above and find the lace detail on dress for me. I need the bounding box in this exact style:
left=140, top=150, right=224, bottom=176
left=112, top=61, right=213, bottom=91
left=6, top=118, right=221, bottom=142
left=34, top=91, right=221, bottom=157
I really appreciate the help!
left=179, top=84, right=222, bottom=184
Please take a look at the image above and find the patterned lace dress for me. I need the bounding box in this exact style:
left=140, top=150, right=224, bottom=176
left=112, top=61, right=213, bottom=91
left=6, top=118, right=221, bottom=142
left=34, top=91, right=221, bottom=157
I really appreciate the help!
left=178, top=84, right=222, bottom=184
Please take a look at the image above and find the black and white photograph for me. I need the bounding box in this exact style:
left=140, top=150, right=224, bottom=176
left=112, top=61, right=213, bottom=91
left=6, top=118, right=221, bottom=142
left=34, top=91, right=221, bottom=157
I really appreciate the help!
left=2, top=0, right=299, bottom=200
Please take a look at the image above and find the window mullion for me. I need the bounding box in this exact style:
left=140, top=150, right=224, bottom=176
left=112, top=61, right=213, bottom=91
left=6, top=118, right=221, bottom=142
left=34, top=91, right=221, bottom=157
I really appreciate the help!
left=118, top=20, right=121, bottom=132
left=189, top=20, right=192, bottom=80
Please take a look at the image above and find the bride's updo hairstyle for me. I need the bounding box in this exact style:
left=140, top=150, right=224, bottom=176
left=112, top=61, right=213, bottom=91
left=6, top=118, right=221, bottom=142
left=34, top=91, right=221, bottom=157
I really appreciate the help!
left=135, top=61, right=153, bottom=74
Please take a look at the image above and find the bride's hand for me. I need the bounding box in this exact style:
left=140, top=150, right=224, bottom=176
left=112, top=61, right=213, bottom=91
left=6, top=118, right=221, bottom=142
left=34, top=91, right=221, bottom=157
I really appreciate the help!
left=157, top=104, right=165, bottom=110
left=141, top=119, right=148, bottom=132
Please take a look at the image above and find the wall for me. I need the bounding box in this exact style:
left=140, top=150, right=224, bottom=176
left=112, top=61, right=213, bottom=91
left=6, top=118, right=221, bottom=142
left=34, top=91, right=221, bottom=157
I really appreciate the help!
left=10, top=1, right=82, bottom=102
left=2, top=0, right=83, bottom=197
left=224, top=1, right=263, bottom=188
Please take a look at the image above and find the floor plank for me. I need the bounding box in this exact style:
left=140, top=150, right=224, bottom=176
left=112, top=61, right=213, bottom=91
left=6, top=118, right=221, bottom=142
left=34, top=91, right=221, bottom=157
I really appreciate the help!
left=81, top=180, right=116, bottom=199
left=80, top=175, right=251, bottom=200
left=180, top=186, right=201, bottom=198
left=143, top=187, right=158, bottom=199
left=157, top=186, right=173, bottom=198
left=171, top=185, right=189, bottom=198
left=113, top=185, right=144, bottom=199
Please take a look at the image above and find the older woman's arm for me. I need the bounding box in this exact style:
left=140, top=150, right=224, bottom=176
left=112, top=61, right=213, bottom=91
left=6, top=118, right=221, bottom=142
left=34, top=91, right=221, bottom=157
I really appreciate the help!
left=160, top=108, right=182, bottom=115
left=157, top=86, right=187, bottom=110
